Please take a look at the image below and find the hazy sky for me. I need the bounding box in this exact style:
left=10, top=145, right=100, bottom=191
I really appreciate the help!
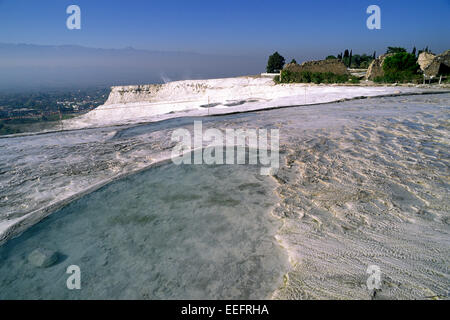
left=0, top=0, right=449, bottom=90
left=1, top=0, right=449, bottom=60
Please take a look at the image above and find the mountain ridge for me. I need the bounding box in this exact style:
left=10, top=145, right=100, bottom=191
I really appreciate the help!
left=0, top=43, right=266, bottom=91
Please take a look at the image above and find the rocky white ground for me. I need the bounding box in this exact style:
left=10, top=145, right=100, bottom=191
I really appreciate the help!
left=64, top=77, right=445, bottom=129
left=0, top=81, right=449, bottom=299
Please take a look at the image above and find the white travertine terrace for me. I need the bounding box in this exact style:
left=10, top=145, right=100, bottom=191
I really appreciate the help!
left=65, top=76, right=442, bottom=129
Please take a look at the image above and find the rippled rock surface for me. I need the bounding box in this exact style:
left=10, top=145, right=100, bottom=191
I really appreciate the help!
left=0, top=93, right=449, bottom=299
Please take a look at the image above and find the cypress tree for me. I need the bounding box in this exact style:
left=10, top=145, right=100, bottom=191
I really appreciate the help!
left=266, top=52, right=285, bottom=73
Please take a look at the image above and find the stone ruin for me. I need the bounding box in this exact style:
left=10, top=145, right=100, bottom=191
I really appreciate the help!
left=418, top=50, right=450, bottom=78
left=283, top=59, right=349, bottom=75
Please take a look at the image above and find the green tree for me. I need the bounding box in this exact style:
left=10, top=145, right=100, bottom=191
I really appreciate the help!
left=266, top=52, right=285, bottom=73
left=326, top=55, right=337, bottom=60
left=381, top=52, right=420, bottom=82
left=383, top=52, right=419, bottom=73
left=344, top=49, right=349, bottom=58
left=360, top=60, right=370, bottom=68
left=386, top=47, right=407, bottom=54
left=411, top=46, right=416, bottom=56
left=290, top=59, right=297, bottom=64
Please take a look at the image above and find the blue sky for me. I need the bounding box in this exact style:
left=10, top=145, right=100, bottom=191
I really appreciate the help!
left=0, top=0, right=449, bottom=60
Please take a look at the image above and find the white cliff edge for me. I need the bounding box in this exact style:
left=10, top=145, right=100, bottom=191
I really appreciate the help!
left=64, top=76, right=442, bottom=130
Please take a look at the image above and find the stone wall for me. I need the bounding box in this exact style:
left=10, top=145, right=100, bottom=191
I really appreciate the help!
left=284, top=59, right=349, bottom=75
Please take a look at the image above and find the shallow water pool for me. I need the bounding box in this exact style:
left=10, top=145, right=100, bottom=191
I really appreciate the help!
left=0, top=162, right=288, bottom=299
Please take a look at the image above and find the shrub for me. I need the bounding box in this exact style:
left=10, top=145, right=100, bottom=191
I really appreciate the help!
left=349, top=76, right=360, bottom=84
left=360, top=60, right=370, bottom=69
left=377, top=52, right=421, bottom=83
left=280, top=70, right=311, bottom=83
left=349, top=54, right=374, bottom=68
left=383, top=52, right=419, bottom=74
left=311, top=72, right=323, bottom=84
left=302, top=71, right=312, bottom=83
left=373, top=73, right=422, bottom=84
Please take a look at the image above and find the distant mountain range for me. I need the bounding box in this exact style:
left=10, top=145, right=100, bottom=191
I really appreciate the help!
left=0, top=43, right=266, bottom=92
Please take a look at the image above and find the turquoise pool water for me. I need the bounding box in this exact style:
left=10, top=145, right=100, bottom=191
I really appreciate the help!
left=0, top=162, right=288, bottom=299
